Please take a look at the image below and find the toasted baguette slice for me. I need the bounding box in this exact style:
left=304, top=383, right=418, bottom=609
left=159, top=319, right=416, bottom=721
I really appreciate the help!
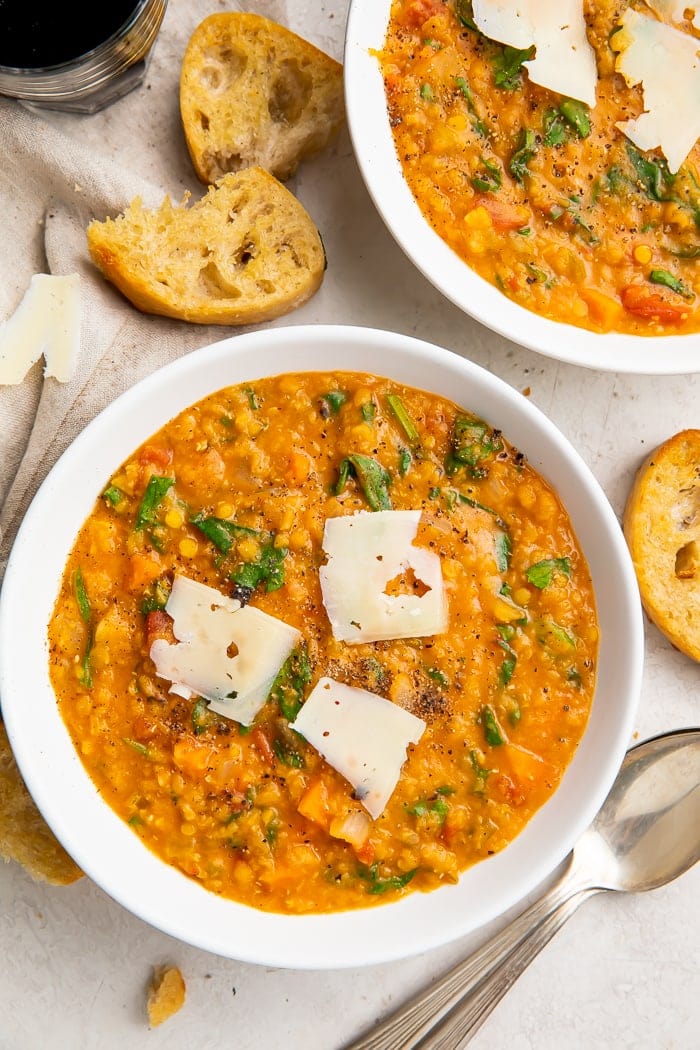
left=0, top=721, right=83, bottom=885
left=147, top=966, right=186, bottom=1027
left=180, top=12, right=344, bottom=184
left=86, top=169, right=326, bottom=325
left=623, top=429, right=700, bottom=662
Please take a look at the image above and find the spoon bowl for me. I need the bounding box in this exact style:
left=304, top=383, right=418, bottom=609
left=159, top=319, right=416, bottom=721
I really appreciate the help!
left=347, top=728, right=700, bottom=1049
left=588, top=729, right=700, bottom=893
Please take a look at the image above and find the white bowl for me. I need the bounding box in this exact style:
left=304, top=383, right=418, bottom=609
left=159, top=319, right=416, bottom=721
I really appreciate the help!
left=344, top=0, right=700, bottom=375
left=0, top=325, right=644, bottom=968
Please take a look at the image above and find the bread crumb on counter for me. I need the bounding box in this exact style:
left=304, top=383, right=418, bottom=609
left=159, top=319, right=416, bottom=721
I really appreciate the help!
left=147, top=965, right=186, bottom=1027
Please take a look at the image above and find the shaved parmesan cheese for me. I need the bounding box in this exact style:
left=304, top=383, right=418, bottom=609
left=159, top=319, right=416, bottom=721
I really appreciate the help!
left=319, top=510, right=447, bottom=644
left=0, top=273, right=80, bottom=385
left=644, top=1, right=700, bottom=31
left=472, top=0, right=532, bottom=48
left=614, top=7, right=700, bottom=173
left=472, top=0, right=598, bottom=107
left=150, top=575, right=300, bottom=726
left=290, top=677, right=426, bottom=819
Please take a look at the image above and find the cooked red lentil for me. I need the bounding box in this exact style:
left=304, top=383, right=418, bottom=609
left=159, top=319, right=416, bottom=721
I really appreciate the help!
left=380, top=0, right=700, bottom=334
left=49, top=371, right=598, bottom=913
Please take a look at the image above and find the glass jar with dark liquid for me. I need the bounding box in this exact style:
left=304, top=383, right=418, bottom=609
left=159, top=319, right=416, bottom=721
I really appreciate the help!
left=0, top=0, right=168, bottom=112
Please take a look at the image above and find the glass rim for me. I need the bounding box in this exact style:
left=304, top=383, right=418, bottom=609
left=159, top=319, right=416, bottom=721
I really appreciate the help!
left=0, top=0, right=166, bottom=98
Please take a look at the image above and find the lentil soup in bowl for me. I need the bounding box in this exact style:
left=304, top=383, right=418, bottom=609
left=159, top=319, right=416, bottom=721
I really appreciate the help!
left=345, top=1, right=700, bottom=374
left=0, top=326, right=643, bottom=968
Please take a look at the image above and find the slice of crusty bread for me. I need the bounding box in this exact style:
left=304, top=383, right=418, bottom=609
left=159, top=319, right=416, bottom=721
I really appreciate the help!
left=147, top=966, right=186, bottom=1027
left=180, top=12, right=345, bottom=184
left=623, top=429, right=700, bottom=662
left=0, top=720, right=83, bottom=885
left=86, top=169, right=326, bottom=325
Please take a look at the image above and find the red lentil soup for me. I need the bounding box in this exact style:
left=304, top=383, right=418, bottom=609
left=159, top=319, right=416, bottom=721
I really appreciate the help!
left=380, top=1, right=700, bottom=335
left=49, top=372, right=598, bottom=914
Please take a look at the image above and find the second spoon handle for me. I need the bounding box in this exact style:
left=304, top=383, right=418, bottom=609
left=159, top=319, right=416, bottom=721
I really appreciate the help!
left=344, top=854, right=594, bottom=1050
left=415, top=886, right=601, bottom=1049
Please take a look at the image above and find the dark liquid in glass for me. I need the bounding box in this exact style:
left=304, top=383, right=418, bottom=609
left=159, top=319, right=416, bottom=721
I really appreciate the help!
left=0, top=0, right=142, bottom=68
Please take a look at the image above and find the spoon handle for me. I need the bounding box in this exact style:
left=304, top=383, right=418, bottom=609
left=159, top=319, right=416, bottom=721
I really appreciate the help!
left=415, top=886, right=600, bottom=1049
left=344, top=856, right=593, bottom=1050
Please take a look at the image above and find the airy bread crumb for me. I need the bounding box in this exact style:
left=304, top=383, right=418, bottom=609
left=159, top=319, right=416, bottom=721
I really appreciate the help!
left=0, top=720, right=83, bottom=885
left=86, top=168, right=326, bottom=325
left=623, top=429, right=700, bottom=662
left=180, top=12, right=344, bottom=183
left=147, top=965, right=186, bottom=1027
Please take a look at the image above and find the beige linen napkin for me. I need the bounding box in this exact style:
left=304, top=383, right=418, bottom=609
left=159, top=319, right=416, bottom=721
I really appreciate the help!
left=0, top=97, right=221, bottom=576
left=0, top=3, right=297, bottom=580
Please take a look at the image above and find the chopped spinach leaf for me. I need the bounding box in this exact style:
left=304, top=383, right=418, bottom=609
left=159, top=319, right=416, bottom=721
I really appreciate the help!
left=269, top=643, right=312, bottom=722
left=338, top=453, right=392, bottom=511
left=386, top=393, right=421, bottom=445
left=398, top=448, right=412, bottom=477
left=649, top=269, right=695, bottom=300
left=244, top=387, right=260, bottom=410
left=273, top=737, right=305, bottom=768
left=509, top=128, right=537, bottom=183
left=627, top=145, right=675, bottom=202
left=526, top=557, right=571, bottom=589
left=425, top=666, right=449, bottom=688
left=566, top=200, right=599, bottom=244
left=446, top=416, right=503, bottom=474
left=135, top=476, right=174, bottom=531
left=454, top=75, right=488, bottom=137
left=493, top=45, right=535, bottom=91
left=406, top=794, right=450, bottom=824
left=77, top=627, right=93, bottom=689
left=191, top=513, right=260, bottom=554
left=73, top=569, right=93, bottom=688
left=231, top=541, right=288, bottom=593
left=482, top=704, right=506, bottom=746
left=73, top=568, right=91, bottom=623
left=140, top=575, right=172, bottom=614
left=495, top=531, right=512, bottom=573
left=471, top=156, right=502, bottom=193
left=672, top=245, right=700, bottom=259
left=559, top=99, right=591, bottom=138
left=567, top=667, right=583, bottom=688
left=534, top=619, right=576, bottom=653
left=102, top=485, right=124, bottom=507
left=453, top=0, right=476, bottom=30
left=320, top=391, right=348, bottom=417
left=123, top=736, right=149, bottom=757
left=499, top=652, right=517, bottom=687
left=543, top=108, right=568, bottom=147
left=361, top=400, right=376, bottom=423
left=358, top=863, right=417, bottom=895
left=420, top=82, right=435, bottom=103
left=469, top=749, right=493, bottom=792
left=192, top=698, right=215, bottom=736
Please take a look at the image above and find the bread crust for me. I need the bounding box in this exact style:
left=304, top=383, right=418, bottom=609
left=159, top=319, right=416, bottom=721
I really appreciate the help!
left=180, top=12, right=344, bottom=183
left=86, top=169, right=326, bottom=325
left=0, top=720, right=83, bottom=885
left=623, top=429, right=700, bottom=662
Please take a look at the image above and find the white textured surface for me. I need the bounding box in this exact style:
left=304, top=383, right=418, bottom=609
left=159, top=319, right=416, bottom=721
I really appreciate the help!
left=1, top=1, right=699, bottom=1048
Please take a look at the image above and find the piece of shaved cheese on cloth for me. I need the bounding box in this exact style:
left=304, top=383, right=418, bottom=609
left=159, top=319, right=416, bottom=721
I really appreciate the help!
left=0, top=273, right=80, bottom=385
left=472, top=0, right=598, bottom=107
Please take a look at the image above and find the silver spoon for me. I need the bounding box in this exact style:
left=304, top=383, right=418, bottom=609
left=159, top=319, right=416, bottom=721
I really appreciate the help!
left=345, top=727, right=700, bottom=1050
